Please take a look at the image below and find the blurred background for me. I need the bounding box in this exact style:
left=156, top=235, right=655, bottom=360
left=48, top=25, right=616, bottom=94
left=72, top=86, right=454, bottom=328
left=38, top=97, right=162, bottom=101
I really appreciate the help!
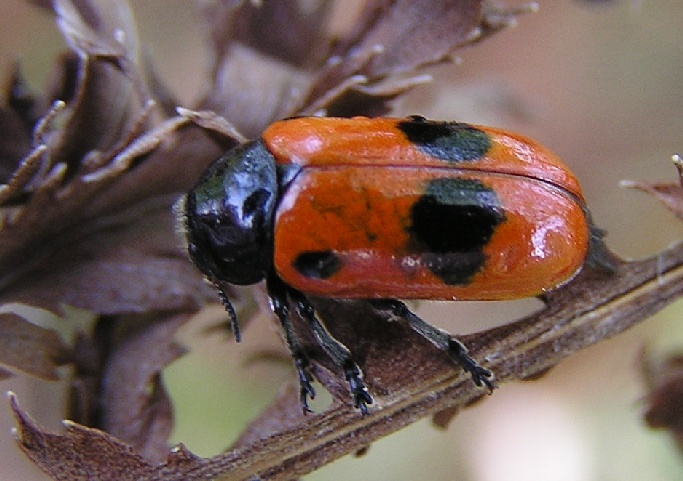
left=2, top=0, right=683, bottom=480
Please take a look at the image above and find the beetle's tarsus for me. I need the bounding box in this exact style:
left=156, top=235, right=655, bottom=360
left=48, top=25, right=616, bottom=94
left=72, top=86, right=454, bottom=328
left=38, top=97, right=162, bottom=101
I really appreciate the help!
left=447, top=339, right=495, bottom=391
left=294, top=355, right=316, bottom=413
left=344, top=360, right=373, bottom=414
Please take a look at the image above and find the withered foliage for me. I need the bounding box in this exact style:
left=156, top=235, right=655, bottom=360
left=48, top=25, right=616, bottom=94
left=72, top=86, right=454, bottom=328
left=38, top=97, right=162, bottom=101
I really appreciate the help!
left=629, top=158, right=683, bottom=458
left=2, top=1, right=683, bottom=480
left=643, top=353, right=683, bottom=455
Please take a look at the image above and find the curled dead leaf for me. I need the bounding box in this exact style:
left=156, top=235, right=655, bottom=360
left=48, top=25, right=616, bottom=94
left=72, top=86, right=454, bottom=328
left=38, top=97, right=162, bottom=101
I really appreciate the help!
left=96, top=313, right=189, bottom=463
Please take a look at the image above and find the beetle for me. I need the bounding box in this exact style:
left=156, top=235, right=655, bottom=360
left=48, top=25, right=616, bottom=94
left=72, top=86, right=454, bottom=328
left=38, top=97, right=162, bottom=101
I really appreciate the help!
left=179, top=115, right=606, bottom=413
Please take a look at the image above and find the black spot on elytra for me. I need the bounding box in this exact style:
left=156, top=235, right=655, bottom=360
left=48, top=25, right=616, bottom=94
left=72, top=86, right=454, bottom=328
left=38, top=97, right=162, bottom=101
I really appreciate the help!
left=397, top=119, right=491, bottom=162
left=293, top=250, right=342, bottom=279
left=409, top=178, right=505, bottom=285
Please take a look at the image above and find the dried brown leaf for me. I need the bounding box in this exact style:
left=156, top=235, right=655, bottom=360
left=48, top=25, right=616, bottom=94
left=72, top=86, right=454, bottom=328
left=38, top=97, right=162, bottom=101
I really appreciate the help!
left=624, top=181, right=683, bottom=219
left=0, top=108, right=31, bottom=184
left=0, top=63, right=46, bottom=188
left=297, top=0, right=537, bottom=117
left=201, top=0, right=333, bottom=68
left=0, top=312, right=70, bottom=380
left=12, top=392, right=159, bottom=480
left=199, top=44, right=313, bottom=139
left=479, top=2, right=539, bottom=39
left=305, top=73, right=432, bottom=117
left=196, top=1, right=532, bottom=134
left=1, top=2, right=231, bottom=429
left=0, top=0, right=149, bottom=289
left=53, top=0, right=138, bottom=60
left=0, top=99, right=33, bottom=182
left=99, top=313, right=189, bottom=463
left=299, top=0, right=488, bottom=113
left=0, top=201, right=213, bottom=315
left=337, top=0, right=483, bottom=76
left=0, top=52, right=222, bottom=319
left=196, top=0, right=333, bottom=137
left=622, top=155, right=683, bottom=221
left=16, top=312, right=224, bottom=475
left=11, top=392, right=250, bottom=481
left=47, top=0, right=144, bottom=171
left=643, top=354, right=683, bottom=454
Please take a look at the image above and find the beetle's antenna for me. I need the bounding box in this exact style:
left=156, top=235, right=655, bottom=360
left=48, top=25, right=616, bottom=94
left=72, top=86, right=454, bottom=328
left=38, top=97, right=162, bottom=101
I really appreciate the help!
left=215, top=285, right=241, bottom=342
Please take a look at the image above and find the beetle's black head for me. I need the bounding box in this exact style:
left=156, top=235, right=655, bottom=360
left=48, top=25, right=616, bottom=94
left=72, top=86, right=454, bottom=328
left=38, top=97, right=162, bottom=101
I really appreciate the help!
left=184, top=140, right=278, bottom=285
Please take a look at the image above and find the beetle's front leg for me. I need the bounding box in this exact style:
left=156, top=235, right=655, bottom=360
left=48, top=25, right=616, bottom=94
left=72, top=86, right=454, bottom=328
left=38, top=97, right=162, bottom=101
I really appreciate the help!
left=266, top=273, right=316, bottom=412
left=288, top=289, right=373, bottom=414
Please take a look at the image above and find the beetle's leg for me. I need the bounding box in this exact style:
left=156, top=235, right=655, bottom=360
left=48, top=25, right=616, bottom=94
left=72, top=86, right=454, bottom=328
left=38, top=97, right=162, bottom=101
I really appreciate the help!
left=288, top=289, right=373, bottom=414
left=266, top=274, right=316, bottom=412
left=371, top=299, right=495, bottom=391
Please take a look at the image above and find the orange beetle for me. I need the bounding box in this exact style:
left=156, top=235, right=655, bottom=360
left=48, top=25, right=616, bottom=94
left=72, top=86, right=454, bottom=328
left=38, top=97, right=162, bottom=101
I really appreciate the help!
left=182, top=116, right=597, bottom=413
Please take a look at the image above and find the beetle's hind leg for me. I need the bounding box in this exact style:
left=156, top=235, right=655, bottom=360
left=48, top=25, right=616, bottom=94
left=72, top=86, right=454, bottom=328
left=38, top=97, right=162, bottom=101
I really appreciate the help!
left=371, top=299, right=495, bottom=391
left=267, top=273, right=373, bottom=413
